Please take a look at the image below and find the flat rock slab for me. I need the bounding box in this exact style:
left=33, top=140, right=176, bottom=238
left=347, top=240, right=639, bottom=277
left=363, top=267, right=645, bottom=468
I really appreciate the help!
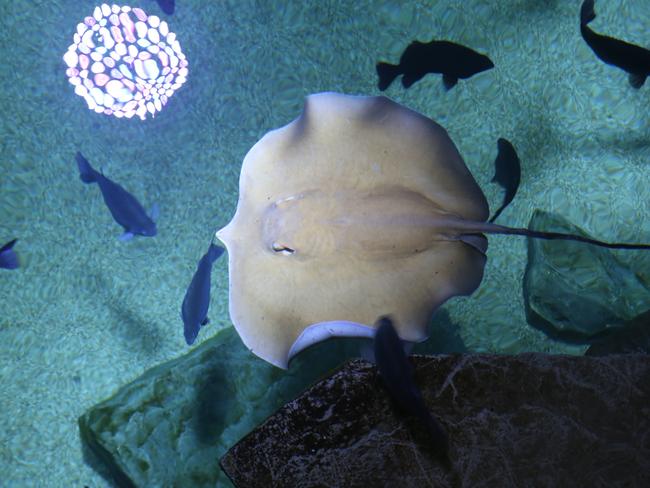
left=78, top=326, right=375, bottom=487
left=221, top=354, right=650, bottom=487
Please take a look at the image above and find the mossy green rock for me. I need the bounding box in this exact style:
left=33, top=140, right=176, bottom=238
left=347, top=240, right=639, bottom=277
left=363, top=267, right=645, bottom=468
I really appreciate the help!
left=523, top=209, right=650, bottom=343
left=78, top=326, right=372, bottom=487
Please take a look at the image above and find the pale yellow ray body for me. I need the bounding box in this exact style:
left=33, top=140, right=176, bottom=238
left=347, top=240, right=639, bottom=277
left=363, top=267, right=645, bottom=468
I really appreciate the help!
left=217, top=92, right=490, bottom=369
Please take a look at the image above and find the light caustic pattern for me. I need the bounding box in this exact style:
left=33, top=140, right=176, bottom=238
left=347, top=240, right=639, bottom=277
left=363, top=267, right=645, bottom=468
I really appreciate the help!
left=63, top=4, right=188, bottom=120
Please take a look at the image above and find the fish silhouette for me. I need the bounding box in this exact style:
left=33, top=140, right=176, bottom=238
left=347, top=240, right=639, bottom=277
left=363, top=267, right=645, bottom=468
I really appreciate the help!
left=580, top=0, right=650, bottom=88
left=377, top=39, right=494, bottom=91
left=374, top=315, right=449, bottom=457
left=182, top=242, right=225, bottom=345
left=76, top=152, right=158, bottom=241
left=489, top=138, right=521, bottom=223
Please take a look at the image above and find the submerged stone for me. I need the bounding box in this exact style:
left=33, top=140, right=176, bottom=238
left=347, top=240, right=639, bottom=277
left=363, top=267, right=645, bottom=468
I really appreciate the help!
left=221, top=354, right=650, bottom=487
left=586, top=308, right=650, bottom=355
left=523, top=209, right=650, bottom=343
left=78, top=326, right=378, bottom=487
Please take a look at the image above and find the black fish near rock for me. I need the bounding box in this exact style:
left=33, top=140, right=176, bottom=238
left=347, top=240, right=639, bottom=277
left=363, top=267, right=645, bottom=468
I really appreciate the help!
left=181, top=242, right=225, bottom=345
left=374, top=316, right=449, bottom=458
left=489, top=138, right=521, bottom=223
left=376, top=39, right=494, bottom=91
left=580, top=0, right=650, bottom=89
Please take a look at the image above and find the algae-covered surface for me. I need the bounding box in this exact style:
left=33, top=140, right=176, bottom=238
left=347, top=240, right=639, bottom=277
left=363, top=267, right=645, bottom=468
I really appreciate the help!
left=2, top=0, right=650, bottom=486
left=78, top=327, right=380, bottom=487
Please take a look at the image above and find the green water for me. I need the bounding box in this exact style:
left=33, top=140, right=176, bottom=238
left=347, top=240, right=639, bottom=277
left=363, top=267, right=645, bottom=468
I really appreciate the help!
left=1, top=0, right=649, bottom=486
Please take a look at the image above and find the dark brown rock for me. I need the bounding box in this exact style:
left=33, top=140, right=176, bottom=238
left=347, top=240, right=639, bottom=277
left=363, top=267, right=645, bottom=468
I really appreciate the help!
left=221, top=354, right=650, bottom=488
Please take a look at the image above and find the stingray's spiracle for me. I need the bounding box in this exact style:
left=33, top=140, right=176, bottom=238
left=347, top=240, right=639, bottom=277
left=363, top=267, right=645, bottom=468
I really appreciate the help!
left=62, top=4, right=188, bottom=120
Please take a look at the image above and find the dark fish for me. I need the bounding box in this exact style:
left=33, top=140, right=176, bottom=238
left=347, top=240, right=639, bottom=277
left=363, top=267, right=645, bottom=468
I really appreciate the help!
left=376, top=39, right=494, bottom=91
left=76, top=152, right=158, bottom=240
left=580, top=0, right=650, bottom=89
left=374, top=315, right=449, bottom=456
left=489, top=138, right=521, bottom=223
left=155, top=0, right=175, bottom=15
left=182, top=242, right=225, bottom=345
left=0, top=238, right=19, bottom=270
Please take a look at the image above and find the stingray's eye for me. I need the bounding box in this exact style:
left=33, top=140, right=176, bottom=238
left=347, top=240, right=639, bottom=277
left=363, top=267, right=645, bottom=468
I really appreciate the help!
left=272, top=242, right=295, bottom=255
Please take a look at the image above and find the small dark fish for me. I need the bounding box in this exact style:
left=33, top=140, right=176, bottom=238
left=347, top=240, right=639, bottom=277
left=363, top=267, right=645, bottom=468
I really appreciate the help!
left=580, top=0, right=650, bottom=89
left=376, top=39, right=494, bottom=91
left=0, top=238, right=19, bottom=270
left=76, top=152, right=158, bottom=240
left=155, top=0, right=175, bottom=15
left=374, top=316, right=449, bottom=456
left=489, top=138, right=521, bottom=223
left=182, top=242, right=225, bottom=345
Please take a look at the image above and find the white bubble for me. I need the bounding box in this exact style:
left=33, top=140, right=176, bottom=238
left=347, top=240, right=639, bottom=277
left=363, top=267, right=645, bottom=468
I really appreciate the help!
left=135, top=21, right=148, bottom=39
left=91, top=61, right=105, bottom=74
left=89, top=87, right=104, bottom=105
left=147, top=28, right=159, bottom=44
left=106, top=79, right=134, bottom=103
left=63, top=50, right=78, bottom=68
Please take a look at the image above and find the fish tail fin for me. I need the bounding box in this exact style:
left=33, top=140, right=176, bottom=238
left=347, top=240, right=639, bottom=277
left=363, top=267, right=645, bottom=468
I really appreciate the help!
left=580, top=0, right=596, bottom=26
left=75, top=152, right=97, bottom=184
left=425, top=414, right=450, bottom=457
left=0, top=238, right=19, bottom=269
left=629, top=73, right=647, bottom=89
left=207, top=243, right=225, bottom=263
left=376, top=62, right=400, bottom=91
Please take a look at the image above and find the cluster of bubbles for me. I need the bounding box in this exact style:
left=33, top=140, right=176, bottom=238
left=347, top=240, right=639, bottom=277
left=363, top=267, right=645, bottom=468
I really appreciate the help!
left=63, top=4, right=188, bottom=120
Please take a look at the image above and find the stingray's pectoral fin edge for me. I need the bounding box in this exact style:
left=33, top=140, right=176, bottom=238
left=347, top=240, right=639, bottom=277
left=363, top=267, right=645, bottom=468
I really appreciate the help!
left=287, top=320, right=377, bottom=366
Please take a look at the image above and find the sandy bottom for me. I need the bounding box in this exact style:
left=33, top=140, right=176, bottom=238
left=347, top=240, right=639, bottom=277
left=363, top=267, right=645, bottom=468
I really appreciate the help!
left=1, top=0, right=649, bottom=486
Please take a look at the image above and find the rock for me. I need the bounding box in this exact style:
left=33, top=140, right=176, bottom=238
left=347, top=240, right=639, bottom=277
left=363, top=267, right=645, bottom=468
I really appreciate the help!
left=523, top=209, right=650, bottom=343
left=586, top=308, right=650, bottom=355
left=221, top=354, right=650, bottom=488
left=78, top=326, right=380, bottom=487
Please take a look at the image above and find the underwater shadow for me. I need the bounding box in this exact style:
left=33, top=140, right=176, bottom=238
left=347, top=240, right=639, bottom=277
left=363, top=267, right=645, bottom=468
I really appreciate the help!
left=192, top=363, right=236, bottom=445
left=84, top=272, right=166, bottom=356
left=80, top=431, right=135, bottom=488
left=414, top=309, right=467, bottom=355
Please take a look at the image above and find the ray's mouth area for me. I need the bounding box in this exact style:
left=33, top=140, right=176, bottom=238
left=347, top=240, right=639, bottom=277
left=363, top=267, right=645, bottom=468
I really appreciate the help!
left=272, top=243, right=296, bottom=255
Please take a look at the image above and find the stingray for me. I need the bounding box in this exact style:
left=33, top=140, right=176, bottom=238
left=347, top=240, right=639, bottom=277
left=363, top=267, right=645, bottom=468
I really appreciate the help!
left=216, top=92, right=650, bottom=369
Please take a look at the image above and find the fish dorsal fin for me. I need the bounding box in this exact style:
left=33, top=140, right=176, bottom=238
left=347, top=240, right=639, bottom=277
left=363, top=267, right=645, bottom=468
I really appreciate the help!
left=442, top=74, right=458, bottom=90
left=150, top=203, right=160, bottom=222
left=629, top=73, right=646, bottom=89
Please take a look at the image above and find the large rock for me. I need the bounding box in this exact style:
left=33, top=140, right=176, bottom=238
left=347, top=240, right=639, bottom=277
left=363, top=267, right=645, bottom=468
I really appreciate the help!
left=586, top=309, right=650, bottom=355
left=78, top=327, right=370, bottom=487
left=523, top=209, right=650, bottom=343
left=221, top=354, right=650, bottom=488
left=78, top=320, right=463, bottom=488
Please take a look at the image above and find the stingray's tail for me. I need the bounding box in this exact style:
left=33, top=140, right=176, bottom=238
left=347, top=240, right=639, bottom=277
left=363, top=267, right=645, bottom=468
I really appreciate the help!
left=462, top=220, right=650, bottom=251
left=376, top=62, right=401, bottom=91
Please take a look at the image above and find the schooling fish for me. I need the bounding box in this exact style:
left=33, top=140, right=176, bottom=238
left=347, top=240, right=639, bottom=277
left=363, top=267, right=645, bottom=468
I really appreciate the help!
left=580, top=0, right=650, bottom=89
left=0, top=239, right=19, bottom=270
left=155, top=0, right=175, bottom=15
left=181, top=242, right=225, bottom=345
left=76, top=152, right=158, bottom=241
left=376, top=39, right=494, bottom=91
left=489, top=138, right=521, bottom=223
left=374, top=315, right=449, bottom=457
